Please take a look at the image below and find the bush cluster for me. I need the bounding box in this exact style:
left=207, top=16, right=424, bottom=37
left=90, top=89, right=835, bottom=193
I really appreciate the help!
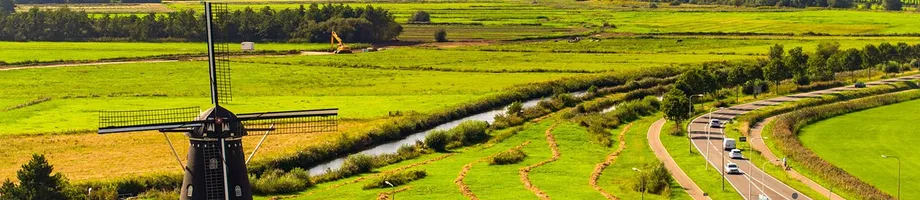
left=361, top=170, right=427, bottom=189
left=424, top=120, right=490, bottom=152
left=630, top=163, right=673, bottom=196
left=249, top=168, right=312, bottom=195
left=489, top=148, right=527, bottom=165
left=772, top=90, right=920, bottom=200
left=578, top=97, right=661, bottom=146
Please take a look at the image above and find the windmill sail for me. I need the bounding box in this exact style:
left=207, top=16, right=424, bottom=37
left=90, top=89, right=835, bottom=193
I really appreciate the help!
left=98, top=107, right=202, bottom=134
left=239, top=109, right=339, bottom=135
left=206, top=2, right=232, bottom=105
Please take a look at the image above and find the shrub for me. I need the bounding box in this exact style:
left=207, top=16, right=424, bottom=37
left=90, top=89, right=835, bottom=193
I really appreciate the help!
left=669, top=0, right=681, bottom=6
left=135, top=189, right=179, bottom=200
left=631, top=163, right=673, bottom=195
left=490, top=148, right=527, bottom=165
left=424, top=130, right=450, bottom=152
left=408, top=10, right=431, bottom=23
left=341, top=154, right=375, bottom=175
left=362, top=170, right=427, bottom=189
left=434, top=29, right=448, bottom=42
left=249, top=168, right=313, bottom=195
left=649, top=3, right=659, bottom=8
left=883, top=0, right=902, bottom=10
left=507, top=101, right=523, bottom=116
left=447, top=120, right=490, bottom=147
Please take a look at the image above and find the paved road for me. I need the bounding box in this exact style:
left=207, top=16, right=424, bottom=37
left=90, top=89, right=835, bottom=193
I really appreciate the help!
left=687, top=74, right=920, bottom=200
left=647, top=118, right=710, bottom=200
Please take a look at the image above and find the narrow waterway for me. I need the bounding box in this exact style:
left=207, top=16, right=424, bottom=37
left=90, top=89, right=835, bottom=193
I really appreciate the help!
left=307, top=92, right=586, bottom=175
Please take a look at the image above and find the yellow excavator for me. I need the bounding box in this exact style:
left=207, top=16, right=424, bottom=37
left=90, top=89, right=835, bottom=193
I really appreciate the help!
left=330, top=31, right=352, bottom=54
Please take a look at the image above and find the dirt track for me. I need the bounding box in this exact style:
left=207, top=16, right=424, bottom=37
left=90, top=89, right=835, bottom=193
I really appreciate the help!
left=589, top=123, right=632, bottom=200
left=519, top=123, right=559, bottom=200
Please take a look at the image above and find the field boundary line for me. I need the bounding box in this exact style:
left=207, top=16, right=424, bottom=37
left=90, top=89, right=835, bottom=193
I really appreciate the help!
left=519, top=122, right=560, bottom=200
left=377, top=186, right=412, bottom=200
left=590, top=123, right=633, bottom=200
left=456, top=141, right=531, bottom=200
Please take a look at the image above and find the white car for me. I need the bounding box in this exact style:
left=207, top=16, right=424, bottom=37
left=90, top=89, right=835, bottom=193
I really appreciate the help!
left=709, top=119, right=722, bottom=128
left=758, top=194, right=771, bottom=200
left=729, top=149, right=743, bottom=159
left=725, top=162, right=741, bottom=174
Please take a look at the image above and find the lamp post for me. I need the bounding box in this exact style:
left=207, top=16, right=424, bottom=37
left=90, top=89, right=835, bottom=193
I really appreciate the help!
left=882, top=155, right=901, bottom=200
left=705, top=107, right=724, bottom=170
left=757, top=159, right=780, bottom=198
left=688, top=94, right=704, bottom=154
left=385, top=181, right=396, bottom=200
left=720, top=127, right=725, bottom=191
left=747, top=137, right=767, bottom=199
left=632, top=168, right=645, bottom=200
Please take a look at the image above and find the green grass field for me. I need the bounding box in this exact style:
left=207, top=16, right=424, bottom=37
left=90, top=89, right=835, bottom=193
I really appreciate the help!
left=0, top=60, right=576, bottom=134
left=799, top=98, right=920, bottom=199
left=0, top=42, right=346, bottom=63
left=264, top=117, right=688, bottom=199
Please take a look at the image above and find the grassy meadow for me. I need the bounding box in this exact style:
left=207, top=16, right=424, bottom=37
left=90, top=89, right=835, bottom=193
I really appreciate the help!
left=263, top=118, right=689, bottom=200
left=0, top=42, right=346, bottom=63
left=798, top=98, right=920, bottom=199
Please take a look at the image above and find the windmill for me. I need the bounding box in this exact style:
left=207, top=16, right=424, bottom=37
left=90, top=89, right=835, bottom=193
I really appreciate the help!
left=95, top=2, right=338, bottom=200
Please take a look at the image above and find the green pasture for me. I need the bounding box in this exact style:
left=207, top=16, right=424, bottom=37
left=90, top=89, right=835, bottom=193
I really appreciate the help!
left=799, top=98, right=920, bottom=199
left=469, top=36, right=920, bottom=55
left=0, top=42, right=342, bottom=63
left=166, top=1, right=920, bottom=35
left=0, top=61, right=576, bottom=134
left=240, top=47, right=755, bottom=72
left=264, top=118, right=687, bottom=199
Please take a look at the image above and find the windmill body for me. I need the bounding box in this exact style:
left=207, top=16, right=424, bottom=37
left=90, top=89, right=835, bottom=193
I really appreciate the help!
left=95, top=3, right=338, bottom=200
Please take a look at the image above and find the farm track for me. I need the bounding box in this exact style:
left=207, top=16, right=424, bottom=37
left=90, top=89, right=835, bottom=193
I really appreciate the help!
left=519, top=122, right=560, bottom=200
left=589, top=123, right=633, bottom=200
left=376, top=186, right=412, bottom=200
left=455, top=141, right=531, bottom=200
left=304, top=153, right=454, bottom=196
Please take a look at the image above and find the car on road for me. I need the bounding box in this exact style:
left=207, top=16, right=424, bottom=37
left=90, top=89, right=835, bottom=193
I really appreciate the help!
left=729, top=149, right=743, bottom=159
left=709, top=119, right=722, bottom=128
left=723, top=138, right=736, bottom=150
left=855, top=82, right=866, bottom=88
left=758, top=194, right=770, bottom=200
left=725, top=163, right=741, bottom=174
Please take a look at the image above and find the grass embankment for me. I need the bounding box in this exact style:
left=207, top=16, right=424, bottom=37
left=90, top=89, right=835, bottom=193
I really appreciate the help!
left=0, top=42, right=347, bottom=64
left=793, top=93, right=920, bottom=199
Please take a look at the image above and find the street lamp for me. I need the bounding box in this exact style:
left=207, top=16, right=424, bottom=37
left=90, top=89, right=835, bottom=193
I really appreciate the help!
left=385, top=181, right=396, bottom=200
left=632, top=168, right=645, bottom=200
left=688, top=94, right=704, bottom=154
left=755, top=159, right=781, bottom=198
left=705, top=107, right=725, bottom=170
left=882, top=155, right=901, bottom=200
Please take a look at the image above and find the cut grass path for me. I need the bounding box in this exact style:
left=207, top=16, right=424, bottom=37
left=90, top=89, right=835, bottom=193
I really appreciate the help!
left=519, top=122, right=559, bottom=200
left=589, top=123, right=632, bottom=200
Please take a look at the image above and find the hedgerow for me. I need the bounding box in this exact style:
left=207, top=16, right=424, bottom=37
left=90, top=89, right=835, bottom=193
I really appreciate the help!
left=361, top=170, right=427, bottom=190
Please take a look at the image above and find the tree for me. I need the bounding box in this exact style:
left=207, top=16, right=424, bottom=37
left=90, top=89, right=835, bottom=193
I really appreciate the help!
left=816, top=41, right=840, bottom=59
left=727, top=65, right=747, bottom=101
left=807, top=54, right=834, bottom=81
left=763, top=58, right=788, bottom=94
left=769, top=44, right=785, bottom=60
left=827, top=49, right=864, bottom=82
left=880, top=61, right=901, bottom=75
left=878, top=42, right=898, bottom=62
left=0, top=0, right=13, bottom=14
left=863, top=44, right=882, bottom=79
left=408, top=10, right=430, bottom=23
left=828, top=0, right=853, bottom=8
left=661, top=88, right=690, bottom=134
left=883, top=0, right=903, bottom=10
left=434, top=29, right=447, bottom=42
left=0, top=154, right=70, bottom=200
left=785, top=47, right=809, bottom=85
left=674, top=67, right=717, bottom=98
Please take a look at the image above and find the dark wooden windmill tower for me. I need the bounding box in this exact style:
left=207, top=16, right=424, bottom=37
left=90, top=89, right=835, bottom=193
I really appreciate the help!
left=96, top=2, right=338, bottom=200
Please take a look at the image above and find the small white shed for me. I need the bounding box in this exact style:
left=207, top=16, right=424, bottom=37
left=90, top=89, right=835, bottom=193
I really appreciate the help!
left=241, top=42, right=255, bottom=51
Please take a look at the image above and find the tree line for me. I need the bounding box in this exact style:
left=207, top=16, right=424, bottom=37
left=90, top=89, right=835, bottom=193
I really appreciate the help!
left=662, top=41, right=920, bottom=129
left=0, top=3, right=403, bottom=42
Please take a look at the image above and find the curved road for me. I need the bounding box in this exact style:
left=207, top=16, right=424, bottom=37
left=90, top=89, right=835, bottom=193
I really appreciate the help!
left=685, top=74, right=920, bottom=200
